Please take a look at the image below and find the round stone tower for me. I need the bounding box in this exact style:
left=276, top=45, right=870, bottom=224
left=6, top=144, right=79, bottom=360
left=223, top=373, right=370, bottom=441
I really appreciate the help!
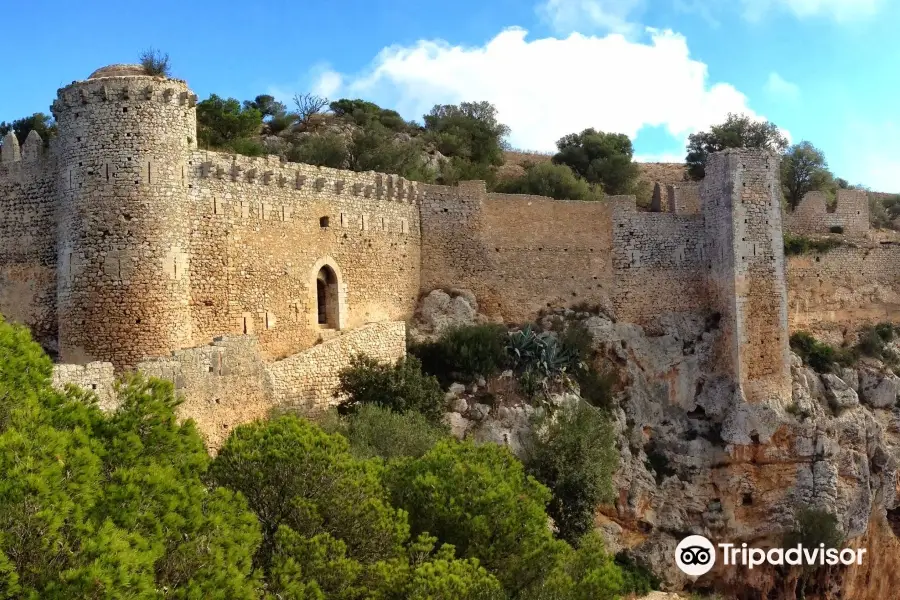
left=52, top=64, right=198, bottom=368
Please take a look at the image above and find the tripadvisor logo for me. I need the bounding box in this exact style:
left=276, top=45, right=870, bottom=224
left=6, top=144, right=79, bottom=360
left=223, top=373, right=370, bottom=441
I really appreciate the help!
left=675, top=535, right=867, bottom=576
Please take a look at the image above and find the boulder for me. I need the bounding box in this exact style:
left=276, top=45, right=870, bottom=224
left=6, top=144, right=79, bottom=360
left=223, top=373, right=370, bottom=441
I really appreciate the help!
left=417, top=289, right=477, bottom=335
left=823, top=373, right=860, bottom=410
left=860, top=369, right=900, bottom=409
left=444, top=412, right=471, bottom=438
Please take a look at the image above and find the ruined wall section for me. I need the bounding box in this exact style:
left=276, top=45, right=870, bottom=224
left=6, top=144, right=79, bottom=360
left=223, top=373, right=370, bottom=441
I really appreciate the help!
left=611, top=196, right=707, bottom=326
left=266, top=321, right=406, bottom=414
left=0, top=132, right=57, bottom=346
left=52, top=361, right=116, bottom=410
left=706, top=150, right=791, bottom=404
left=785, top=190, right=869, bottom=237
left=787, top=244, right=900, bottom=340
left=650, top=182, right=700, bottom=214
left=52, top=75, right=197, bottom=368
left=186, top=151, right=421, bottom=360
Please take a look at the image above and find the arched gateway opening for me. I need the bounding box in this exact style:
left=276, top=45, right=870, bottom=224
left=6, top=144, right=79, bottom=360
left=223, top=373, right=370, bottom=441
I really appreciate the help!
left=316, top=264, right=340, bottom=328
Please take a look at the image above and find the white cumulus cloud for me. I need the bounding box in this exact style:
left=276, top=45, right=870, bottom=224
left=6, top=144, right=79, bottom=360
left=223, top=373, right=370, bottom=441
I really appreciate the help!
left=764, top=72, right=800, bottom=101
left=742, top=0, right=883, bottom=21
left=318, top=27, right=779, bottom=154
left=536, top=0, right=644, bottom=36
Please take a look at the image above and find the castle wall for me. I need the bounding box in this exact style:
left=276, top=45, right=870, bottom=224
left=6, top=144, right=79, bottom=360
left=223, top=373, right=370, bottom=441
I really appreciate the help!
left=186, top=151, right=421, bottom=360
left=0, top=134, right=57, bottom=347
left=611, top=196, right=708, bottom=327
left=785, top=190, right=869, bottom=238
left=137, top=336, right=272, bottom=450
left=786, top=245, right=900, bottom=341
left=52, top=361, right=116, bottom=410
left=52, top=75, right=197, bottom=368
left=420, top=184, right=615, bottom=323
left=266, top=320, right=406, bottom=412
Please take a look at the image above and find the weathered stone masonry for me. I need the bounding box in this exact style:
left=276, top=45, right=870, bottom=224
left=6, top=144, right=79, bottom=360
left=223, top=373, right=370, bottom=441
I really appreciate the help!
left=2, top=65, right=844, bottom=418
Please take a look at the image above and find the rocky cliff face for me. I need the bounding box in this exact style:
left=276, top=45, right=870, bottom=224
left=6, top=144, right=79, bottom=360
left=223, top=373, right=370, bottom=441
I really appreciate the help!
left=585, top=310, right=900, bottom=599
left=435, top=301, right=900, bottom=599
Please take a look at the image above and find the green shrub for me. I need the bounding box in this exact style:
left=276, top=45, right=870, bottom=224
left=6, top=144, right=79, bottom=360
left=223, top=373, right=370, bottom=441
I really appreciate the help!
left=784, top=233, right=842, bottom=256
left=524, top=402, right=618, bottom=544
left=574, top=366, right=615, bottom=410
left=829, top=225, right=844, bottom=234
left=337, top=354, right=445, bottom=423
left=615, top=552, right=660, bottom=595
left=210, top=415, right=409, bottom=571
left=790, top=331, right=839, bottom=372
left=138, top=47, right=171, bottom=77
left=519, top=532, right=627, bottom=600
left=343, top=404, right=449, bottom=461
left=410, top=324, right=509, bottom=384
left=783, top=508, right=844, bottom=573
left=855, top=322, right=899, bottom=365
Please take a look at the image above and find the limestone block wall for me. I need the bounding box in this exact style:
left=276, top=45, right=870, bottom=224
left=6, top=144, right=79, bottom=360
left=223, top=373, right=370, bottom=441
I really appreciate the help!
left=787, top=244, right=900, bottom=339
left=784, top=190, right=870, bottom=238
left=0, top=132, right=57, bottom=347
left=186, top=151, right=421, bottom=360
left=419, top=181, right=495, bottom=308
left=52, top=361, right=116, bottom=410
left=479, top=192, right=614, bottom=322
left=136, top=336, right=271, bottom=449
left=420, top=184, right=615, bottom=323
left=705, top=150, right=791, bottom=405
left=611, top=196, right=707, bottom=326
left=265, top=320, right=406, bottom=413
left=669, top=182, right=701, bottom=214
left=52, top=74, right=197, bottom=368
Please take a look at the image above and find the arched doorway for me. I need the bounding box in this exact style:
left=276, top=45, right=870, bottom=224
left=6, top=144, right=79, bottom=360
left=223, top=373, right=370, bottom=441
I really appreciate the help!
left=316, top=264, right=339, bottom=328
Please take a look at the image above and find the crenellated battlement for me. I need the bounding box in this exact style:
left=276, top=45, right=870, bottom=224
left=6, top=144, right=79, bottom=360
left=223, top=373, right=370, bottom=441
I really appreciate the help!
left=191, top=150, right=421, bottom=205
left=51, top=76, right=196, bottom=119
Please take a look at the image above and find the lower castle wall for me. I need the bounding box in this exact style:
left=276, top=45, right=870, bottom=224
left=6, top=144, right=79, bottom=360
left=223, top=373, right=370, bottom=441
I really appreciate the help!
left=52, top=321, right=406, bottom=450
left=52, top=362, right=116, bottom=410
left=266, top=321, right=406, bottom=412
left=786, top=244, right=900, bottom=342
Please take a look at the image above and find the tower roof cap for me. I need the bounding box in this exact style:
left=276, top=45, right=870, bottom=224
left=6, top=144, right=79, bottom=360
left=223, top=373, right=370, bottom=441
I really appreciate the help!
left=88, top=64, right=151, bottom=79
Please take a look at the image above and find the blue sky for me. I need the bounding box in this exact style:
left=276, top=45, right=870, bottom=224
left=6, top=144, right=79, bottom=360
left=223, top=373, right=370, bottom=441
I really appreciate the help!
left=4, top=0, right=900, bottom=190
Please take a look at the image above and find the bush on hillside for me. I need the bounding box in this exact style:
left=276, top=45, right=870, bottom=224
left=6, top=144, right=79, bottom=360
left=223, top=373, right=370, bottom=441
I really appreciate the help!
left=341, top=404, right=449, bottom=461
left=209, top=415, right=408, bottom=571
left=0, top=318, right=261, bottom=599
left=524, top=401, right=618, bottom=544
left=410, top=324, right=509, bottom=385
left=337, top=354, right=445, bottom=422
left=386, top=438, right=566, bottom=594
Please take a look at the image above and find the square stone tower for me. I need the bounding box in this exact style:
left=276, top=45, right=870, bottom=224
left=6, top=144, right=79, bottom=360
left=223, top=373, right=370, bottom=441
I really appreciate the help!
left=703, top=149, right=791, bottom=404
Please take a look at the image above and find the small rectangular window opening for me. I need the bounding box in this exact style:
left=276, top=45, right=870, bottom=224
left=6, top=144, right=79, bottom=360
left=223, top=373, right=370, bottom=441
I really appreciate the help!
left=320, top=216, right=330, bottom=228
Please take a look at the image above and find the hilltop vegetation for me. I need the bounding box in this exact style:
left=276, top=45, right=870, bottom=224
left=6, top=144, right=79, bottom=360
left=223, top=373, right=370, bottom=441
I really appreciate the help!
left=3, top=49, right=900, bottom=227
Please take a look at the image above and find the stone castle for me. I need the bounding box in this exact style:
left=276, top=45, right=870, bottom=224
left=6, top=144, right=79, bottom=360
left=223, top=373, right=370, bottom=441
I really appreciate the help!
left=0, top=65, right=891, bottom=441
